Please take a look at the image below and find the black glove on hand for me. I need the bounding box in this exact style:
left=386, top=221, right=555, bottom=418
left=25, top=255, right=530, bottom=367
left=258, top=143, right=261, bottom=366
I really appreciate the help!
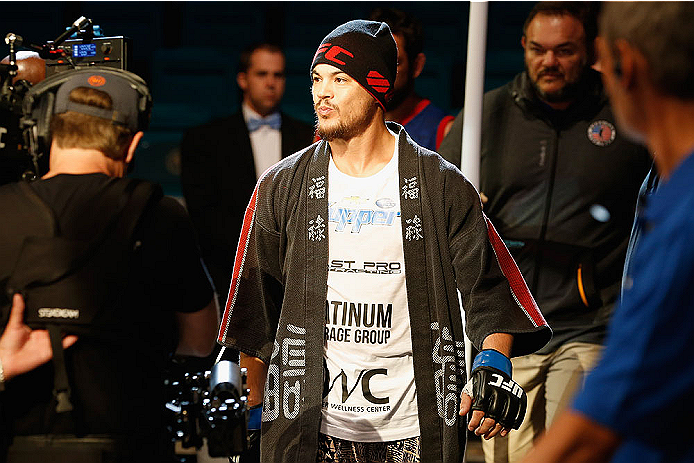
left=465, top=349, right=527, bottom=430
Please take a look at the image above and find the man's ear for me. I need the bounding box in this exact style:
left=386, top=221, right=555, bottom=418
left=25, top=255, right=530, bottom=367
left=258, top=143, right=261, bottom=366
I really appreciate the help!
left=412, top=53, right=426, bottom=79
left=125, top=131, right=144, bottom=165
left=521, top=35, right=527, bottom=50
left=592, top=37, right=603, bottom=72
left=236, top=72, right=248, bottom=92
left=613, top=39, right=637, bottom=90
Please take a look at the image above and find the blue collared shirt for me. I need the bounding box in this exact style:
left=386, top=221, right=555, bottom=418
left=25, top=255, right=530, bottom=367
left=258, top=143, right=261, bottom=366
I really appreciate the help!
left=573, top=149, right=694, bottom=462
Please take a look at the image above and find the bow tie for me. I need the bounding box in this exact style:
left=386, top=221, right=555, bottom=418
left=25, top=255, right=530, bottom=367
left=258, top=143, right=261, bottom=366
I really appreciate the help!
left=247, top=113, right=281, bottom=132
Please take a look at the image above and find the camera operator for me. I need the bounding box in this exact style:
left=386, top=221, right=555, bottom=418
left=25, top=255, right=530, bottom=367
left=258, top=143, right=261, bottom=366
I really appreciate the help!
left=0, top=51, right=48, bottom=185
left=0, top=69, right=218, bottom=462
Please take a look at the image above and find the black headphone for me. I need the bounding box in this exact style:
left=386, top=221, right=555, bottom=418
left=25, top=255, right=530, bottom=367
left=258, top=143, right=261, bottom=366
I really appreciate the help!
left=21, top=67, right=152, bottom=158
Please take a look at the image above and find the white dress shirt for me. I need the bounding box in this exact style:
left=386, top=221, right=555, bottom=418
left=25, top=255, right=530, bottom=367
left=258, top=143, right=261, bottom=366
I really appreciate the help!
left=242, top=102, right=282, bottom=180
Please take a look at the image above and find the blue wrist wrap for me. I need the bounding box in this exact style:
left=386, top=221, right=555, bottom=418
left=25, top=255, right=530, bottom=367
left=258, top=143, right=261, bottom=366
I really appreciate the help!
left=472, top=349, right=512, bottom=376
left=248, top=405, right=262, bottom=430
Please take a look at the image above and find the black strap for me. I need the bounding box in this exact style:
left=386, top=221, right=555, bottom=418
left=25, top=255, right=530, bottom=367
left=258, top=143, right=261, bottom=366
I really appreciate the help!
left=113, top=180, right=161, bottom=247
left=48, top=325, right=73, bottom=413
left=7, top=179, right=160, bottom=292
left=0, top=181, right=56, bottom=312
left=15, top=181, right=59, bottom=235
left=65, top=178, right=142, bottom=253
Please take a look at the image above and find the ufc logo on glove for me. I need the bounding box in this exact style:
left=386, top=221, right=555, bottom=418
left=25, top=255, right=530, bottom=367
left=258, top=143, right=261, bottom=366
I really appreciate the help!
left=462, top=349, right=527, bottom=430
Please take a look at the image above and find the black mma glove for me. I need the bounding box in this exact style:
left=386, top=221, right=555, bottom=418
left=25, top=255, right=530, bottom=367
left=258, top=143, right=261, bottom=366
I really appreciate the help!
left=463, top=349, right=527, bottom=430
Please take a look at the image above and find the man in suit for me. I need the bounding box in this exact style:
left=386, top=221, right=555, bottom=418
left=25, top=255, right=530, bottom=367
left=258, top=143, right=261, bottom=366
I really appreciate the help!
left=180, top=43, right=314, bottom=307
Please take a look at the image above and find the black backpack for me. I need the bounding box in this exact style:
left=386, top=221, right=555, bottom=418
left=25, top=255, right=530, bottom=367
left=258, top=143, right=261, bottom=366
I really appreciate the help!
left=0, top=177, right=162, bottom=412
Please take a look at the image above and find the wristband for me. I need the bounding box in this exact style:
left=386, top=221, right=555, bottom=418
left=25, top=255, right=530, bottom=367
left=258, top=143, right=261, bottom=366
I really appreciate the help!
left=0, top=357, right=5, bottom=391
left=472, top=349, right=512, bottom=376
left=248, top=404, right=262, bottom=430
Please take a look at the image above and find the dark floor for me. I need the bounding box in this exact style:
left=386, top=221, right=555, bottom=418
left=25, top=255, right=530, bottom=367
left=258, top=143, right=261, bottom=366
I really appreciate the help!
left=194, top=433, right=486, bottom=462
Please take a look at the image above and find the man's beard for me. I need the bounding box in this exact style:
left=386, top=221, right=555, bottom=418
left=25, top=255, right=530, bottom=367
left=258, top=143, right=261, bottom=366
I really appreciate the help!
left=315, top=99, right=379, bottom=141
left=527, top=63, right=588, bottom=103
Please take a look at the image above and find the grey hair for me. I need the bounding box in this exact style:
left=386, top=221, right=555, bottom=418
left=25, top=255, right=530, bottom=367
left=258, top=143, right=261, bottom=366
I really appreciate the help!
left=600, top=2, right=694, bottom=99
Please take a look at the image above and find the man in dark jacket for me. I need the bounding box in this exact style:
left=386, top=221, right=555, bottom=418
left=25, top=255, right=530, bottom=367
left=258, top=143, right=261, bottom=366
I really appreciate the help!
left=439, top=3, right=651, bottom=462
left=523, top=2, right=694, bottom=461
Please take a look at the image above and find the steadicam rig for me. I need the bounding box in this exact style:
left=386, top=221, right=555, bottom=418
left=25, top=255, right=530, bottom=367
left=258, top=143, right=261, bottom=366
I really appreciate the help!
left=165, top=360, right=251, bottom=459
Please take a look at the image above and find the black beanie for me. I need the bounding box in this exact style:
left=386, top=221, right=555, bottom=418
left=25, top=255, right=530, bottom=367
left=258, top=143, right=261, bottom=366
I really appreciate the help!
left=311, top=19, right=397, bottom=110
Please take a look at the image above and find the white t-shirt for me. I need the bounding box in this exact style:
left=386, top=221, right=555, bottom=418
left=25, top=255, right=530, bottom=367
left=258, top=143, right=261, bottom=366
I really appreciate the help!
left=321, top=135, right=420, bottom=442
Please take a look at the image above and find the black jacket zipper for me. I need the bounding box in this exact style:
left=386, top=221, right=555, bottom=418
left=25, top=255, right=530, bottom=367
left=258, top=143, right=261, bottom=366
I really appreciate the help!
left=531, top=128, right=561, bottom=294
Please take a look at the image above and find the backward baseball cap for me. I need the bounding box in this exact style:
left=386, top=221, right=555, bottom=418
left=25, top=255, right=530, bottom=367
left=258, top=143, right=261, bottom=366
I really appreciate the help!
left=53, top=71, right=141, bottom=132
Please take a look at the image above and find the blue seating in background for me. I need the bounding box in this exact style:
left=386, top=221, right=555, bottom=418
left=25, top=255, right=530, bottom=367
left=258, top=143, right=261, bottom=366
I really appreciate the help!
left=178, top=3, right=264, bottom=48
left=282, top=46, right=318, bottom=124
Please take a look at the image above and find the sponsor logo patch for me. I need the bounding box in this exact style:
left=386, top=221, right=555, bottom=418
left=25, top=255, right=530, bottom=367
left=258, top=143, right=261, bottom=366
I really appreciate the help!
left=587, top=120, right=616, bottom=146
left=88, top=75, right=106, bottom=87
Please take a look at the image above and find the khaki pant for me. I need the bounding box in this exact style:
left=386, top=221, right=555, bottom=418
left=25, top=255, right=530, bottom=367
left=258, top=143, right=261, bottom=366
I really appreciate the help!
left=481, top=342, right=603, bottom=463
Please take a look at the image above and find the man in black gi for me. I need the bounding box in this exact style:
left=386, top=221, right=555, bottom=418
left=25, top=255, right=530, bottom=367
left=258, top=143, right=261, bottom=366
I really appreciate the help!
left=217, top=20, right=551, bottom=463
left=0, top=68, right=218, bottom=462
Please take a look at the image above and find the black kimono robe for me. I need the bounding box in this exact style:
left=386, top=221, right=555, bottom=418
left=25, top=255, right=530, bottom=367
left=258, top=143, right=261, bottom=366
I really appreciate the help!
left=218, top=122, right=551, bottom=462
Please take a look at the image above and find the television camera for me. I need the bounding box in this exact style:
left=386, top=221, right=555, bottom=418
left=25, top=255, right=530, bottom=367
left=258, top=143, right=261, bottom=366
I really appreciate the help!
left=0, top=16, right=130, bottom=181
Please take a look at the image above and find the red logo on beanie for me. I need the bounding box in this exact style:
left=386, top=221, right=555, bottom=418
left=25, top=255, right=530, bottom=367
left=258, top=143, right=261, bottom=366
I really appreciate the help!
left=325, top=46, right=353, bottom=65
left=314, top=43, right=331, bottom=62
left=88, top=75, right=106, bottom=87
left=366, top=71, right=390, bottom=93
left=314, top=43, right=354, bottom=66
